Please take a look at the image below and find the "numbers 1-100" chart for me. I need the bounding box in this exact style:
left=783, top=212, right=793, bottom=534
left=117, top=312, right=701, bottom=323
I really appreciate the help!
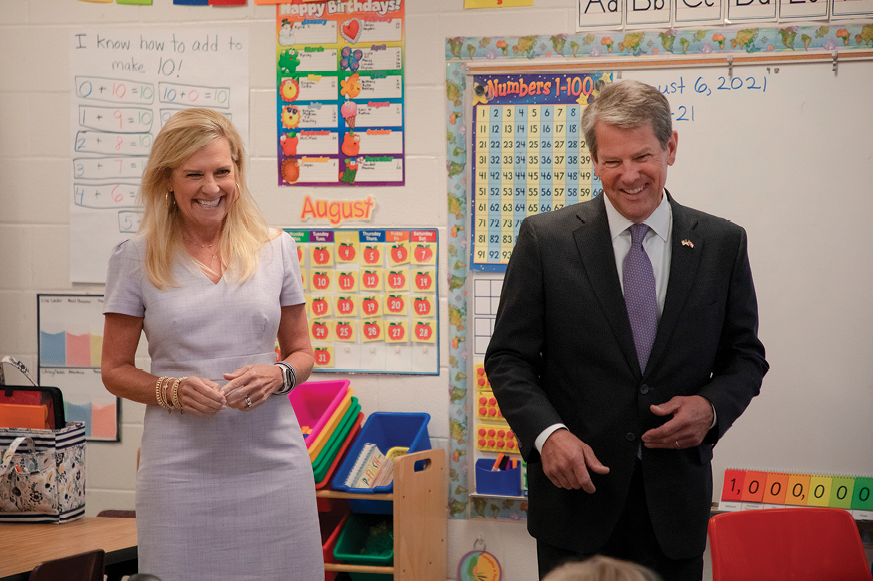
left=470, top=73, right=606, bottom=272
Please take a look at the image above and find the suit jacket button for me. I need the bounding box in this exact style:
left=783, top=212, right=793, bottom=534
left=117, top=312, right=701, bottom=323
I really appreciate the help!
left=626, top=433, right=636, bottom=441
left=640, top=384, right=649, bottom=395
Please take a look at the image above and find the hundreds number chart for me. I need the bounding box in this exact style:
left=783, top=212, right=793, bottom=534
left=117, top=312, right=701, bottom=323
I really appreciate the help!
left=471, top=73, right=606, bottom=272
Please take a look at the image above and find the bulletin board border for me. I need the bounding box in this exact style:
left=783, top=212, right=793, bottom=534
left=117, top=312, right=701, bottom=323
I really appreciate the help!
left=447, top=24, right=873, bottom=63
left=445, top=23, right=873, bottom=521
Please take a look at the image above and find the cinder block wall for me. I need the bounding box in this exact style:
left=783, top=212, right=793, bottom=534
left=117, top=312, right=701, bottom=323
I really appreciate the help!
left=0, top=1, right=580, bottom=578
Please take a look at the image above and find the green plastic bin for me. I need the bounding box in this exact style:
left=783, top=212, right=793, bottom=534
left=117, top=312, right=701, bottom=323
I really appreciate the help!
left=332, top=512, right=393, bottom=580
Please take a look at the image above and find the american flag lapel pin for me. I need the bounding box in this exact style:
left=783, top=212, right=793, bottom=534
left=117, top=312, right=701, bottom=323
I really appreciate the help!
left=682, top=239, right=694, bottom=248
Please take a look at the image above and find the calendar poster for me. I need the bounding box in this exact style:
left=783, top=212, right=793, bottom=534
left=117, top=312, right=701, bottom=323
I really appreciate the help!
left=276, top=1, right=405, bottom=187
left=286, top=228, right=438, bottom=374
left=470, top=73, right=606, bottom=272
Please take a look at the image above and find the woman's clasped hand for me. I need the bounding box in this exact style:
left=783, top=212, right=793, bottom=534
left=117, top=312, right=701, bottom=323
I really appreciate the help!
left=156, top=364, right=287, bottom=415
left=221, top=364, right=285, bottom=411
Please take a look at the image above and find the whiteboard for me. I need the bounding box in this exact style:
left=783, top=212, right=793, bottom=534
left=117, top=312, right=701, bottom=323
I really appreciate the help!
left=466, top=60, right=873, bottom=500
left=624, top=61, right=873, bottom=492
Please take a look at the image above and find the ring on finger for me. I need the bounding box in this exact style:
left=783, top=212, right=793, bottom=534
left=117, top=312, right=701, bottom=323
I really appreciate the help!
left=244, top=396, right=253, bottom=408
left=675, top=440, right=680, bottom=449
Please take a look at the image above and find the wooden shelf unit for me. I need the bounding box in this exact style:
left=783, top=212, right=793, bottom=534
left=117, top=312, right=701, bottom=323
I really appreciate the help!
left=317, top=448, right=447, bottom=581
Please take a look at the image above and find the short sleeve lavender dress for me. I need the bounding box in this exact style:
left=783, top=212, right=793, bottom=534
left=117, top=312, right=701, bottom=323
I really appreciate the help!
left=103, top=232, right=322, bottom=581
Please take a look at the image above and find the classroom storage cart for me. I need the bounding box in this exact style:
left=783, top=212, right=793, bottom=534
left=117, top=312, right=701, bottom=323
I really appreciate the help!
left=318, top=449, right=446, bottom=580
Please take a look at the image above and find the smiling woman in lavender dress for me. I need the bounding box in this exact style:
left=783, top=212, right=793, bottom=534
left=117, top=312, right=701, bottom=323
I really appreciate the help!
left=101, top=109, right=322, bottom=581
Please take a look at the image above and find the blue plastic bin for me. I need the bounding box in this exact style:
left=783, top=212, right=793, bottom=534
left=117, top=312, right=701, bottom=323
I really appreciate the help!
left=475, top=458, right=522, bottom=496
left=331, top=412, right=430, bottom=513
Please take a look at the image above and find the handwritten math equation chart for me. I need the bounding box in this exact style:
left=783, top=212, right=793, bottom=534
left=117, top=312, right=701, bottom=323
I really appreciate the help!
left=69, top=29, right=249, bottom=283
left=471, top=73, right=605, bottom=272
left=285, top=228, right=438, bottom=375
left=275, top=0, right=405, bottom=187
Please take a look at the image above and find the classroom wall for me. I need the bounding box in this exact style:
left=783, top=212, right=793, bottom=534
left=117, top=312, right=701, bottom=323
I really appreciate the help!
left=0, top=1, right=562, bottom=579
left=5, top=2, right=869, bottom=580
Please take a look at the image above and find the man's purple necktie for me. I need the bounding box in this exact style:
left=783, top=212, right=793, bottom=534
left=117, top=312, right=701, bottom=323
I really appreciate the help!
left=623, top=223, right=658, bottom=372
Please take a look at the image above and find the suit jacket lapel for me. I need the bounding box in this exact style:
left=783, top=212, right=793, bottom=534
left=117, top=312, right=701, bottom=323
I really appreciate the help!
left=646, top=193, right=702, bottom=375
left=573, top=195, right=640, bottom=376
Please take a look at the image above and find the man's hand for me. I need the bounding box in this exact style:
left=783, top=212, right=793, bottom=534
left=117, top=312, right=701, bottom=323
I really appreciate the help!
left=541, top=429, right=610, bottom=493
left=641, top=395, right=714, bottom=449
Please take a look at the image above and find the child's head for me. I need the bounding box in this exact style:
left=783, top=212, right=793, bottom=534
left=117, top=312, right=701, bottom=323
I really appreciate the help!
left=543, top=556, right=662, bottom=581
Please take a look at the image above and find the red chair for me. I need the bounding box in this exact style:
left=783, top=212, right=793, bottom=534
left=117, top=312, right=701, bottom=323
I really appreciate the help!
left=708, top=507, right=873, bottom=581
left=29, top=549, right=105, bottom=581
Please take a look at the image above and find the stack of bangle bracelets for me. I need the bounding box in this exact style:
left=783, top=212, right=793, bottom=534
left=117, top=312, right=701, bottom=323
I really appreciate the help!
left=155, top=376, right=188, bottom=414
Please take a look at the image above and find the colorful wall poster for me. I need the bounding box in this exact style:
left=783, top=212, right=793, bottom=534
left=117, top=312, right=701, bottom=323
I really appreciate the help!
left=470, top=73, right=606, bottom=272
left=276, top=1, right=405, bottom=187
left=720, top=468, right=873, bottom=519
left=286, top=228, right=437, bottom=374
left=70, top=28, right=249, bottom=283
left=38, top=294, right=118, bottom=442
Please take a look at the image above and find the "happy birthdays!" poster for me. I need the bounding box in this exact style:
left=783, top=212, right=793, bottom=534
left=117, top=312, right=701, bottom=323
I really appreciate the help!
left=276, top=1, right=405, bottom=187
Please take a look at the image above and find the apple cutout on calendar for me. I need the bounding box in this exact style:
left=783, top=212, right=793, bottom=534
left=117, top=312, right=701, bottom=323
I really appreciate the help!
left=311, top=320, right=331, bottom=342
left=362, top=245, right=382, bottom=265
left=361, top=269, right=382, bottom=290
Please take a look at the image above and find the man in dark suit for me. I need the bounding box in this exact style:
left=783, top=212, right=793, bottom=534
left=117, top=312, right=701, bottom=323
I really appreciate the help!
left=484, top=80, right=768, bottom=581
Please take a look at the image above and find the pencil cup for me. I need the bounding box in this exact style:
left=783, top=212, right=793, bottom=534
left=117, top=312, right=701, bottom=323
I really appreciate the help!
left=475, top=458, right=522, bottom=496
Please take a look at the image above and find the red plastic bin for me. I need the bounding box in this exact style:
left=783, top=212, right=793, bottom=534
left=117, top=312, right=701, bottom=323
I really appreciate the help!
left=319, top=498, right=351, bottom=581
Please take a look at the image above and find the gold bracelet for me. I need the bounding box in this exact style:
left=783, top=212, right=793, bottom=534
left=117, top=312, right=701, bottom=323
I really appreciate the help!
left=162, top=377, right=174, bottom=414
left=172, top=377, right=187, bottom=414
left=155, top=376, right=170, bottom=410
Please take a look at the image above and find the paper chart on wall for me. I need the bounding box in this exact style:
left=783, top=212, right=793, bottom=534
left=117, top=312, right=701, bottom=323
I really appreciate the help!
left=286, top=228, right=438, bottom=374
left=69, top=29, right=249, bottom=284
left=37, top=294, right=117, bottom=442
left=470, top=72, right=606, bottom=272
left=471, top=277, right=502, bottom=357
left=275, top=1, right=405, bottom=187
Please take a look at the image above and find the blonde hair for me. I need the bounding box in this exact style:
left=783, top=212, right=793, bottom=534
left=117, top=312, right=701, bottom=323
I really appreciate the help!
left=544, top=556, right=662, bottom=581
left=138, top=108, right=275, bottom=289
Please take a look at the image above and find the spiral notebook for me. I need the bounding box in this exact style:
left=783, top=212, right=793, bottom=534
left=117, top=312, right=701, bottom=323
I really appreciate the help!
left=343, top=442, right=394, bottom=489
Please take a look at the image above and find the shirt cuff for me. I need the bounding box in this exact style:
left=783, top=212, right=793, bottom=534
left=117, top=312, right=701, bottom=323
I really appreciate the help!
left=710, top=402, right=718, bottom=430
left=535, top=423, right=568, bottom=453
